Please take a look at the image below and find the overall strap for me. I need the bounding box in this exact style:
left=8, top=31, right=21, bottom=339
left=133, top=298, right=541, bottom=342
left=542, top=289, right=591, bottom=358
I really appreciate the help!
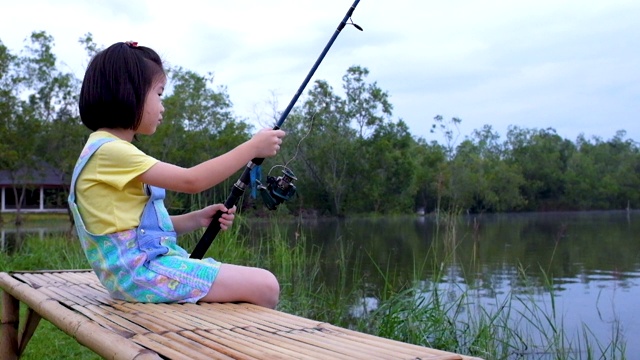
left=68, top=137, right=116, bottom=204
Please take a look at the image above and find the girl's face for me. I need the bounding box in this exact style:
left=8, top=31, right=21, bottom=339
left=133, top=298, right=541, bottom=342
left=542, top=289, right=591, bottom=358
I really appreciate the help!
left=138, top=77, right=166, bottom=135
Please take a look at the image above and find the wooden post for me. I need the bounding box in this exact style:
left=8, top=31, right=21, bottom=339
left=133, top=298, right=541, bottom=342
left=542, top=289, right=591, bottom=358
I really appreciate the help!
left=1, top=290, right=19, bottom=360
left=18, top=308, right=42, bottom=355
left=39, top=187, right=44, bottom=211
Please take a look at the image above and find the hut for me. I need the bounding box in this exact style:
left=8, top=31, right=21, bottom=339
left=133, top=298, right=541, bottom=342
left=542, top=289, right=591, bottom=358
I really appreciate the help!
left=0, top=162, right=67, bottom=213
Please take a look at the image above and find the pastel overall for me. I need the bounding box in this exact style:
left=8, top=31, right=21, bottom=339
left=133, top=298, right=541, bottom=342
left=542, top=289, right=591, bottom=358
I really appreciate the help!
left=68, top=137, right=220, bottom=303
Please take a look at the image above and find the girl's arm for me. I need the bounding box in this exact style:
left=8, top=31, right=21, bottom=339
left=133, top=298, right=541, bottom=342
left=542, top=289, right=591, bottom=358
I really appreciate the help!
left=138, top=129, right=285, bottom=193
left=170, top=204, right=236, bottom=235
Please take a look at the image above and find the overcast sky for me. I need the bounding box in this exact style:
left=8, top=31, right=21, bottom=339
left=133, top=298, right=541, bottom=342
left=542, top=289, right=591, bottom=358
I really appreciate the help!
left=1, top=0, right=639, bottom=144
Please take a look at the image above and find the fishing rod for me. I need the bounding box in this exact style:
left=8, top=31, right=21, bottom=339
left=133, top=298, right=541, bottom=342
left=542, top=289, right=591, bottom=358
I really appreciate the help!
left=190, top=0, right=363, bottom=259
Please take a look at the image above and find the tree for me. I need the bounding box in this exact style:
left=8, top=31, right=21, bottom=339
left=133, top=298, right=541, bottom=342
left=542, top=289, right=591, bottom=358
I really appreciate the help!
left=467, top=125, right=525, bottom=212
left=505, top=126, right=576, bottom=211
left=360, top=120, right=418, bottom=213
left=0, top=40, right=18, bottom=224
left=412, top=138, right=447, bottom=214
left=342, top=66, right=392, bottom=138
left=0, top=32, right=73, bottom=224
left=565, top=131, right=640, bottom=209
left=430, top=115, right=461, bottom=161
left=283, top=79, right=355, bottom=215
left=38, top=108, right=88, bottom=218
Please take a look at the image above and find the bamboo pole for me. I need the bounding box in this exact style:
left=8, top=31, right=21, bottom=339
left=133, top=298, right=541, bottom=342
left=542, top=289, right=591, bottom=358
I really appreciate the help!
left=1, top=289, right=19, bottom=360
left=17, top=307, right=42, bottom=355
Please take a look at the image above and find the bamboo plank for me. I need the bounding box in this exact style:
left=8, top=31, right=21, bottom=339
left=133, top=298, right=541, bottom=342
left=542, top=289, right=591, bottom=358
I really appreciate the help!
left=217, top=303, right=311, bottom=331
left=278, top=329, right=390, bottom=360
left=302, top=328, right=400, bottom=359
left=62, top=281, right=103, bottom=304
left=222, top=302, right=327, bottom=330
left=73, top=283, right=110, bottom=305
left=194, top=304, right=293, bottom=333
left=296, top=328, right=418, bottom=360
left=10, top=269, right=92, bottom=274
left=109, top=304, right=181, bottom=333
left=27, top=284, right=71, bottom=306
left=196, top=328, right=299, bottom=360
left=224, top=327, right=342, bottom=360
left=225, top=302, right=324, bottom=325
left=70, top=304, right=138, bottom=338
left=168, top=304, right=240, bottom=329
left=11, top=273, right=45, bottom=288
left=91, top=304, right=151, bottom=334
left=181, top=330, right=273, bottom=360
left=63, top=270, right=94, bottom=284
left=162, top=332, right=238, bottom=359
left=216, top=303, right=304, bottom=332
left=333, top=330, right=448, bottom=359
left=84, top=283, right=114, bottom=302
left=155, top=303, right=221, bottom=331
left=46, top=284, right=89, bottom=307
left=57, top=275, right=108, bottom=298
left=182, top=330, right=263, bottom=360
left=320, top=323, right=469, bottom=358
left=222, top=327, right=315, bottom=359
left=119, top=303, right=199, bottom=332
left=295, top=325, right=424, bottom=359
left=125, top=302, right=217, bottom=333
left=131, top=334, right=218, bottom=360
left=40, top=272, right=73, bottom=286
left=180, top=303, right=263, bottom=331
left=145, top=309, right=199, bottom=331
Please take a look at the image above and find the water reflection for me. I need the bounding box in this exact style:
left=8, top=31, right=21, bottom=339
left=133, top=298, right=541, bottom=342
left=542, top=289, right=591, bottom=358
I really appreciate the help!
left=244, top=211, right=640, bottom=291
left=0, top=224, right=69, bottom=254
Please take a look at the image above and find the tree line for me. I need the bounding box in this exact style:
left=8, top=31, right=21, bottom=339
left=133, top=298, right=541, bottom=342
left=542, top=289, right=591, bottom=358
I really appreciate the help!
left=1, top=32, right=639, bottom=223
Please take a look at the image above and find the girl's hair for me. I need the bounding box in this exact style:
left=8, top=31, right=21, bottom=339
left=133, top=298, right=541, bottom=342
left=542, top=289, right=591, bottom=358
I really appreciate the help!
left=79, top=42, right=165, bottom=131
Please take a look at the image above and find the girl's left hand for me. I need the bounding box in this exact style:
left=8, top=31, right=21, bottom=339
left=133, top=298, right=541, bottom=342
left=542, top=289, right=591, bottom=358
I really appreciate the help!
left=199, top=204, right=237, bottom=230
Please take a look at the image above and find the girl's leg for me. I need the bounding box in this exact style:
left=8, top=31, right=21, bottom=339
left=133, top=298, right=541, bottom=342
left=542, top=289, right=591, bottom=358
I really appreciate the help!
left=200, top=264, right=280, bottom=308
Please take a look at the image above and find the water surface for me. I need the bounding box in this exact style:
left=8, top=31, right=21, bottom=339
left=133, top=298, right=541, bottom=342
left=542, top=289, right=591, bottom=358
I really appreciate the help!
left=246, top=210, right=639, bottom=357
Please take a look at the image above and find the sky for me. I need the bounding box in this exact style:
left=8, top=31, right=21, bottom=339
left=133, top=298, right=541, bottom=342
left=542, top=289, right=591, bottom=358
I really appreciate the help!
left=1, top=0, right=639, bottom=145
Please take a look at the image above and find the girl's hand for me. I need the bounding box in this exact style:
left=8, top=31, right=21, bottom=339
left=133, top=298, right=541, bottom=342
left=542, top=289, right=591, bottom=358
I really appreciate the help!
left=250, top=128, right=286, bottom=158
left=198, top=204, right=237, bottom=230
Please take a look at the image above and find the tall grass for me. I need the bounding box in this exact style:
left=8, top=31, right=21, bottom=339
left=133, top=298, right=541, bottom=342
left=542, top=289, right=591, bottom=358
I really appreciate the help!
left=0, top=219, right=628, bottom=360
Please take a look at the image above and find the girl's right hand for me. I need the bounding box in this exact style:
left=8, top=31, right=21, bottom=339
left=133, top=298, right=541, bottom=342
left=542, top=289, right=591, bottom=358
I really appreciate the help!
left=250, top=129, right=286, bottom=158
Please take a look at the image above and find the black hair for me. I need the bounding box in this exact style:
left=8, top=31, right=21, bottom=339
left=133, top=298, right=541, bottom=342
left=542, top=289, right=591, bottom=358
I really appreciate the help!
left=79, top=42, right=165, bottom=131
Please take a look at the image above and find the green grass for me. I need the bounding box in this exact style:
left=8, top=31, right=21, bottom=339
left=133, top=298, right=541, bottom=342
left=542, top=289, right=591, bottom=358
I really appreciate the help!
left=0, top=220, right=628, bottom=360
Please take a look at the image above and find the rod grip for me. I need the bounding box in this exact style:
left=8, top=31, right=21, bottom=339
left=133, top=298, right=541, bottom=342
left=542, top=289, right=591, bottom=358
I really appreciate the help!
left=189, top=192, right=238, bottom=259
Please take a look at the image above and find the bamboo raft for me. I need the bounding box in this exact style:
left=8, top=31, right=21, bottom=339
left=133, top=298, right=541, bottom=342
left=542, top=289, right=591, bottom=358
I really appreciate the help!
left=0, top=270, right=482, bottom=360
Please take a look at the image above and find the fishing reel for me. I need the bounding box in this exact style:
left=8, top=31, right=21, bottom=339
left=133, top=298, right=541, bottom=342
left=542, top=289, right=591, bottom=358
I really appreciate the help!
left=253, top=167, right=297, bottom=210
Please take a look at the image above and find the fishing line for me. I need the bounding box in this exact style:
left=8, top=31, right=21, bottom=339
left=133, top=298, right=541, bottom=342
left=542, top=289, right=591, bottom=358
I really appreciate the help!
left=282, top=111, right=318, bottom=169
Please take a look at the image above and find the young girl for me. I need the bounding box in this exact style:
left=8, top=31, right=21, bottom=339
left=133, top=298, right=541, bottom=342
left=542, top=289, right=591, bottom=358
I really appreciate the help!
left=69, top=41, right=285, bottom=308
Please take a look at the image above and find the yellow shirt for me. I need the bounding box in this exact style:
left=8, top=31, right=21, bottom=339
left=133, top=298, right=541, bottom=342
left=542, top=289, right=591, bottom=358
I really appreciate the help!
left=76, top=131, right=159, bottom=235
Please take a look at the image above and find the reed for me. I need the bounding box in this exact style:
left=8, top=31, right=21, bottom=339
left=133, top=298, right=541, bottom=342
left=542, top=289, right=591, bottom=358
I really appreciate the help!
left=349, top=257, right=627, bottom=360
